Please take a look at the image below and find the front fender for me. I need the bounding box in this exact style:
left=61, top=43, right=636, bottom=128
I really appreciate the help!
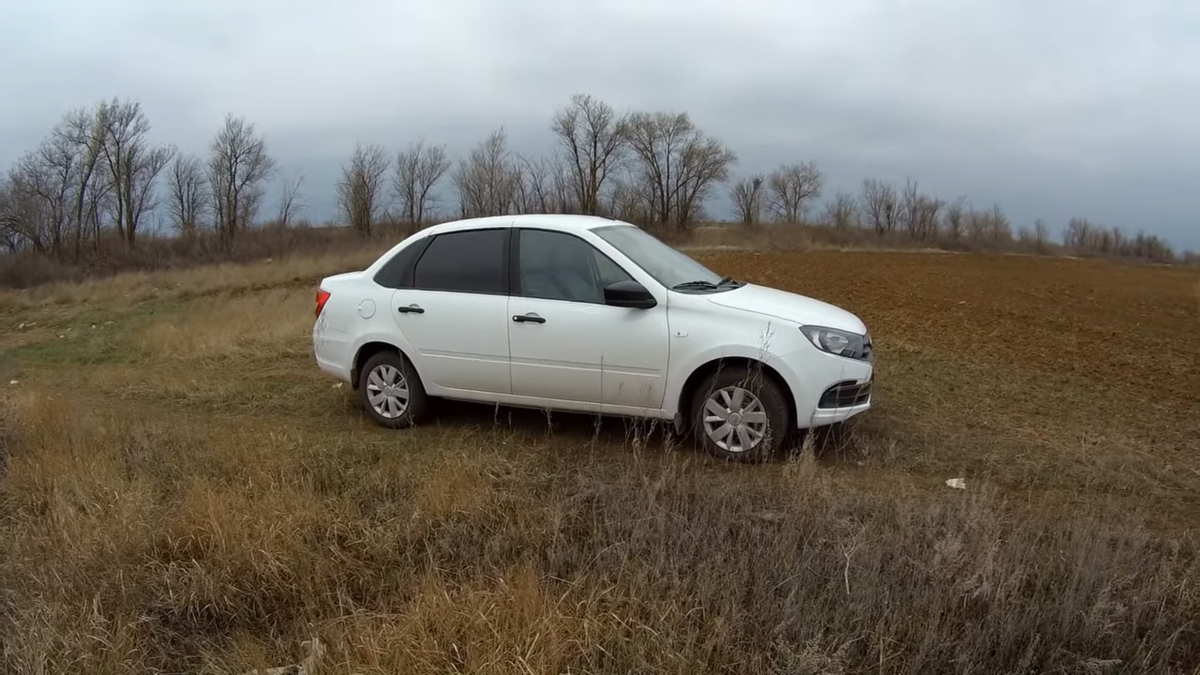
left=663, top=342, right=804, bottom=419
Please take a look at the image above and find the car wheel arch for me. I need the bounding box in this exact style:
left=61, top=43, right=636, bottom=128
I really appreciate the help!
left=676, top=356, right=796, bottom=433
left=352, top=341, right=418, bottom=389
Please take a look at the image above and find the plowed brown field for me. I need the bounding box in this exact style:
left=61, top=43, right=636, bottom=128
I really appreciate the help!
left=692, top=250, right=1200, bottom=525
left=2, top=248, right=1198, bottom=673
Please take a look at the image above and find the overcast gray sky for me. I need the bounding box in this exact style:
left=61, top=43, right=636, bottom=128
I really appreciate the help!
left=2, top=0, right=1198, bottom=248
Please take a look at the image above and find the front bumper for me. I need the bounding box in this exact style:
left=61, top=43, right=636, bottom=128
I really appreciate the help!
left=777, top=347, right=874, bottom=429
left=806, top=375, right=873, bottom=426
left=818, top=376, right=873, bottom=408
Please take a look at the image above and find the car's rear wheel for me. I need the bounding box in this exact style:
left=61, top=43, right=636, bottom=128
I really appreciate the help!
left=689, top=364, right=790, bottom=462
left=359, top=350, right=428, bottom=428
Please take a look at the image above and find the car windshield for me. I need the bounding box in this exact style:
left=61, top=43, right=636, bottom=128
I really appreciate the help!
left=593, top=225, right=729, bottom=290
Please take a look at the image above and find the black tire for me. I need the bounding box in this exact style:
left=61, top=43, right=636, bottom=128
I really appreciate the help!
left=358, top=350, right=428, bottom=429
left=688, top=363, right=791, bottom=462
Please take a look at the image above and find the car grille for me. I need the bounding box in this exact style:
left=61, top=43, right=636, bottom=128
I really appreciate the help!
left=818, top=378, right=873, bottom=409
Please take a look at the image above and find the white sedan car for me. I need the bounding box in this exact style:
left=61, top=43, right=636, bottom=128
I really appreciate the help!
left=313, top=215, right=873, bottom=461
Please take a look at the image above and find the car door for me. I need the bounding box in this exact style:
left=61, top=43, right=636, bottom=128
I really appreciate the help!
left=390, top=227, right=512, bottom=395
left=508, top=227, right=669, bottom=411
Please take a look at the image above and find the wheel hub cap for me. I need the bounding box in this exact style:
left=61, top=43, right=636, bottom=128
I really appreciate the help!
left=701, top=385, right=769, bottom=453
left=365, top=364, right=410, bottom=419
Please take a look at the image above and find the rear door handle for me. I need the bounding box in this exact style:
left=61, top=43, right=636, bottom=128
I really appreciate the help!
left=397, top=304, right=424, bottom=314
left=512, top=313, right=545, bottom=324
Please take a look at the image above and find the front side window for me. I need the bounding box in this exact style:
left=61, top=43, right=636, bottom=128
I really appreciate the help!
left=413, top=228, right=507, bottom=294
left=593, top=224, right=731, bottom=291
left=517, top=228, right=633, bottom=304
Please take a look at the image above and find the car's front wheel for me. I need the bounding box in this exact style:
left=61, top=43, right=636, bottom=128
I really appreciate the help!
left=359, top=350, right=428, bottom=429
left=689, top=364, right=790, bottom=462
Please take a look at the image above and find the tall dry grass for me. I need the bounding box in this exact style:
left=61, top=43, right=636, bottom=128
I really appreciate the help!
left=2, top=241, right=1198, bottom=673
left=1, top=386, right=1196, bottom=673
left=0, top=247, right=383, bottom=315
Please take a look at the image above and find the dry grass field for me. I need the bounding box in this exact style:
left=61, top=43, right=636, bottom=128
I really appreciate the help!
left=1, top=245, right=1198, bottom=674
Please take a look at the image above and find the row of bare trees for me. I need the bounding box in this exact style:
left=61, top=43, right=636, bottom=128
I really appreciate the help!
left=730, top=161, right=823, bottom=225
left=727, top=167, right=1179, bottom=262
left=1, top=99, right=175, bottom=257
left=333, top=139, right=451, bottom=237
left=1, top=99, right=279, bottom=257
left=1, top=92, right=1187, bottom=265
left=854, top=178, right=1013, bottom=244
left=334, top=94, right=738, bottom=236
left=731, top=168, right=1015, bottom=244
left=1063, top=217, right=1176, bottom=263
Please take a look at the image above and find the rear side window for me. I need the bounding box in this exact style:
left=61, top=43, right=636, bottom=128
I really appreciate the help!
left=373, top=237, right=431, bottom=289
left=413, top=228, right=508, bottom=294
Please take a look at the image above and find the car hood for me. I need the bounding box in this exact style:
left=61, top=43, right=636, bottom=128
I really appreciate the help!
left=704, top=284, right=867, bottom=334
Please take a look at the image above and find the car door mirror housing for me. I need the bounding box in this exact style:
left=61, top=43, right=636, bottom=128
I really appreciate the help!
left=604, top=280, right=657, bottom=309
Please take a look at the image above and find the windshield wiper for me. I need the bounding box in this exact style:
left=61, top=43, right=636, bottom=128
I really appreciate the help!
left=717, top=276, right=741, bottom=286
left=672, top=279, right=720, bottom=290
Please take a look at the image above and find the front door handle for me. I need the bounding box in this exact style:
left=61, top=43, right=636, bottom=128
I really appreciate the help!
left=397, top=304, right=425, bottom=314
left=512, top=313, right=545, bottom=324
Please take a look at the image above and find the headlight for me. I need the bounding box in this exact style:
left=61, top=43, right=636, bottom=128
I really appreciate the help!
left=800, top=325, right=871, bottom=360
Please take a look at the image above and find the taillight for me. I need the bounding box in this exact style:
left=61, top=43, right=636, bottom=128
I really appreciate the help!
left=315, top=289, right=331, bottom=318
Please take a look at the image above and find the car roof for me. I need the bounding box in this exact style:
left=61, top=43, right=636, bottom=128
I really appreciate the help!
left=420, top=214, right=633, bottom=236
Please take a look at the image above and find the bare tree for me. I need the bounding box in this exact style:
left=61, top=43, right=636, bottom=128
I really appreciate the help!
left=207, top=114, right=276, bottom=247
left=917, top=196, right=944, bottom=240
left=12, top=135, right=76, bottom=255
left=768, top=161, right=823, bottom=224
left=513, top=154, right=558, bottom=215
left=547, top=155, right=576, bottom=214
left=276, top=171, right=306, bottom=227
left=337, top=143, right=390, bottom=236
left=166, top=154, right=209, bottom=236
left=2, top=167, right=43, bottom=253
left=860, top=178, right=898, bottom=234
left=943, top=197, right=967, bottom=240
left=1032, top=218, right=1050, bottom=252
left=986, top=204, right=1011, bottom=242
left=899, top=178, right=920, bottom=237
left=966, top=207, right=989, bottom=242
left=0, top=177, right=17, bottom=254
left=822, top=192, right=859, bottom=230
left=606, top=174, right=652, bottom=224
left=898, top=180, right=943, bottom=241
left=93, top=99, right=177, bottom=248
left=551, top=93, right=629, bottom=215
left=394, top=139, right=450, bottom=226
left=966, top=204, right=1011, bottom=243
left=624, top=111, right=736, bottom=230
left=123, top=143, right=174, bottom=246
left=729, top=174, right=766, bottom=226
left=1064, top=217, right=1096, bottom=249
left=59, top=106, right=109, bottom=256
left=453, top=127, right=520, bottom=219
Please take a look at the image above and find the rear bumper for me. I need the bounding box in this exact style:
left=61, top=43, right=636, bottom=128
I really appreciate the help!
left=313, top=322, right=354, bottom=385
left=316, top=353, right=353, bottom=384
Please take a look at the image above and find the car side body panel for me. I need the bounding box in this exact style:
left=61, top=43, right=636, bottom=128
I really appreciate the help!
left=314, top=214, right=874, bottom=434
left=389, top=288, right=512, bottom=395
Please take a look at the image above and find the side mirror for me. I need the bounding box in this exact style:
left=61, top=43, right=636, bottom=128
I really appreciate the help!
left=604, top=280, right=657, bottom=309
